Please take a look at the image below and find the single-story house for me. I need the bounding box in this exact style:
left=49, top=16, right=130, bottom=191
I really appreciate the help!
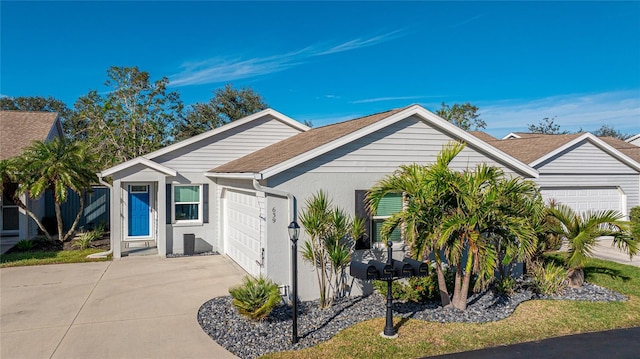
left=0, top=111, right=63, bottom=241
left=101, top=104, right=542, bottom=299
left=482, top=132, right=640, bottom=218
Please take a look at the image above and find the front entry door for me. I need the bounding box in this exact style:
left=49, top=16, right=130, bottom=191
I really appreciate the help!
left=128, top=185, right=150, bottom=237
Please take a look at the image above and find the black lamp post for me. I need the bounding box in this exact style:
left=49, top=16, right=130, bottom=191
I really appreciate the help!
left=288, top=221, right=300, bottom=345
left=383, top=240, right=398, bottom=338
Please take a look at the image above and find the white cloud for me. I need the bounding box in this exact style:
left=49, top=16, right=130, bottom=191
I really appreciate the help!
left=170, top=30, right=405, bottom=87
left=479, top=90, right=640, bottom=137
left=351, top=95, right=436, bottom=104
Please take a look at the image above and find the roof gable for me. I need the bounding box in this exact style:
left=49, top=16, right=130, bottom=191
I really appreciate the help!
left=144, top=108, right=309, bottom=160
left=530, top=133, right=640, bottom=171
left=209, top=105, right=538, bottom=179
left=0, top=111, right=62, bottom=160
left=100, top=157, right=177, bottom=177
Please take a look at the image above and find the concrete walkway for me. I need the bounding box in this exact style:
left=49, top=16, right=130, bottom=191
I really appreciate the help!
left=1, top=255, right=245, bottom=359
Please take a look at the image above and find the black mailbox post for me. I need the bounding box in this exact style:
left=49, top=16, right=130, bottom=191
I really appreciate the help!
left=369, top=260, right=395, bottom=280
left=403, top=258, right=429, bottom=277
left=350, top=261, right=379, bottom=280
left=393, top=261, right=414, bottom=278
left=349, top=241, right=431, bottom=339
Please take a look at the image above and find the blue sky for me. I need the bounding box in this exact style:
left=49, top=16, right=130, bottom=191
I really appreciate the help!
left=2, top=1, right=639, bottom=137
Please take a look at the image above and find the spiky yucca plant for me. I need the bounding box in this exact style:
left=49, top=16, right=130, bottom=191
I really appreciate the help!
left=229, top=275, right=281, bottom=320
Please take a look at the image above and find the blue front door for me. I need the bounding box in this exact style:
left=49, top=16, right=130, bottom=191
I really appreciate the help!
left=128, top=185, right=150, bottom=237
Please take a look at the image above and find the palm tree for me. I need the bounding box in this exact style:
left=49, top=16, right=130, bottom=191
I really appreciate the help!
left=547, top=204, right=638, bottom=287
left=7, top=138, right=97, bottom=242
left=368, top=142, right=542, bottom=310
left=439, top=165, right=541, bottom=309
left=367, top=142, right=467, bottom=307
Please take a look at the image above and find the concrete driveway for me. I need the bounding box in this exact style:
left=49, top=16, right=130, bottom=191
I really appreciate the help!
left=1, top=255, right=245, bottom=359
left=592, top=237, right=640, bottom=267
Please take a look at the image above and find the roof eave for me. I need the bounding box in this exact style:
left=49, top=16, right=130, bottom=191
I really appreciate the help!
left=205, top=172, right=262, bottom=180
left=100, top=157, right=177, bottom=178
left=259, top=105, right=539, bottom=179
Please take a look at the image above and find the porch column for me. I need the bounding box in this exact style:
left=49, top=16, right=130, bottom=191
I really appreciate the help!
left=157, top=174, right=167, bottom=257
left=112, top=179, right=122, bottom=259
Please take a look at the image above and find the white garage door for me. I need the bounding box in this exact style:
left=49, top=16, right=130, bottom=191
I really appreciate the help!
left=224, top=189, right=261, bottom=276
left=541, top=187, right=623, bottom=215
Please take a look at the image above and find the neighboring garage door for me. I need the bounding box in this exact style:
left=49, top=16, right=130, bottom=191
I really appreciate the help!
left=224, top=189, right=261, bottom=276
left=541, top=187, right=623, bottom=215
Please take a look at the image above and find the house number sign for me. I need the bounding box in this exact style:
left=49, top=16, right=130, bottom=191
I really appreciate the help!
left=272, top=207, right=277, bottom=223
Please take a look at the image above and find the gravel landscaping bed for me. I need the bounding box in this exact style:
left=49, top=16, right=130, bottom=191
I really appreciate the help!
left=197, top=281, right=626, bottom=359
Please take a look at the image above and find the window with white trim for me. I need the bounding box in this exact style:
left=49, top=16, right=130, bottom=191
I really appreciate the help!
left=372, top=193, right=403, bottom=242
left=173, top=185, right=202, bottom=222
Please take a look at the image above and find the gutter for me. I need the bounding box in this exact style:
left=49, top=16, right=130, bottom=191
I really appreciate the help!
left=252, top=178, right=296, bottom=224
left=87, top=175, right=113, bottom=259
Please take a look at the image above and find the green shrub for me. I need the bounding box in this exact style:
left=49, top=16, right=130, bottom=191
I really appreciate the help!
left=229, top=275, right=281, bottom=320
left=373, top=279, right=410, bottom=300
left=495, top=276, right=516, bottom=296
left=529, top=262, right=567, bottom=295
left=630, top=206, right=640, bottom=241
left=373, top=271, right=440, bottom=303
left=14, top=239, right=34, bottom=252
left=72, top=229, right=102, bottom=250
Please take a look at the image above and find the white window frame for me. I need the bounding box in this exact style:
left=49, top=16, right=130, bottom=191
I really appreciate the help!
left=172, top=184, right=203, bottom=224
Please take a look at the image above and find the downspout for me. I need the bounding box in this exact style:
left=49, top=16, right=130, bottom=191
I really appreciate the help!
left=87, top=175, right=113, bottom=259
left=252, top=177, right=297, bottom=301
left=252, top=178, right=296, bottom=224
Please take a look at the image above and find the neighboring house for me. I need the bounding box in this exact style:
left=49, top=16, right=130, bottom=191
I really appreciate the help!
left=0, top=111, right=63, bottom=241
left=100, top=104, right=539, bottom=299
left=626, top=134, right=640, bottom=147
left=485, top=132, right=640, bottom=219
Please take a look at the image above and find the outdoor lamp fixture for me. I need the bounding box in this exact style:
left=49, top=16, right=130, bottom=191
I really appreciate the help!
left=288, top=221, right=300, bottom=345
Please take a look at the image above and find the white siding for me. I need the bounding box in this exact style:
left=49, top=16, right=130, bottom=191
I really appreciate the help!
left=154, top=116, right=301, bottom=172
left=165, top=172, right=217, bottom=255
left=536, top=140, right=636, bottom=174
left=265, top=116, right=533, bottom=300
left=283, top=116, right=522, bottom=177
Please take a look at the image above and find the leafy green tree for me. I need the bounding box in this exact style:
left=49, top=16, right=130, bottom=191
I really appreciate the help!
left=0, top=96, right=78, bottom=139
left=435, top=102, right=486, bottom=130
left=368, top=142, right=541, bottom=310
left=547, top=204, right=637, bottom=287
left=300, top=190, right=355, bottom=308
left=72, top=66, right=183, bottom=168
left=592, top=124, right=631, bottom=140
left=1, top=138, right=98, bottom=242
left=527, top=117, right=569, bottom=134
left=173, top=84, right=267, bottom=140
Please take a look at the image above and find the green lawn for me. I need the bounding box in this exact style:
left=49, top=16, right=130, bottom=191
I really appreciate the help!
left=263, top=256, right=640, bottom=359
left=0, top=248, right=110, bottom=267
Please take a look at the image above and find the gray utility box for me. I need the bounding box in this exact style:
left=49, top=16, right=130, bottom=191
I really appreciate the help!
left=184, top=233, right=195, bottom=255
